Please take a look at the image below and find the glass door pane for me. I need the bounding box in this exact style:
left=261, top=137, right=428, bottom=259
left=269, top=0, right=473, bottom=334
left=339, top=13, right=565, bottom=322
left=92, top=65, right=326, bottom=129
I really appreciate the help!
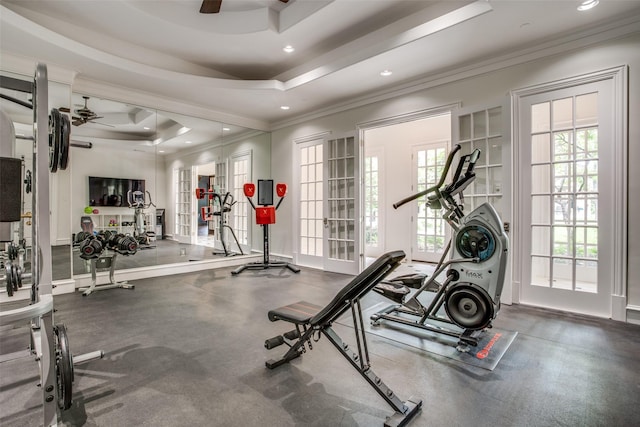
left=324, top=134, right=359, bottom=274
left=299, top=143, right=323, bottom=257
left=529, top=94, right=600, bottom=293
left=412, top=144, right=447, bottom=263
left=232, top=156, right=249, bottom=245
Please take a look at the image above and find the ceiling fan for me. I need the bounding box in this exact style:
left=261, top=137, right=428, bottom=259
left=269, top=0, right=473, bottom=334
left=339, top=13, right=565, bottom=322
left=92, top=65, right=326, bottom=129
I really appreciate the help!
left=200, top=0, right=289, bottom=14
left=59, top=96, right=112, bottom=127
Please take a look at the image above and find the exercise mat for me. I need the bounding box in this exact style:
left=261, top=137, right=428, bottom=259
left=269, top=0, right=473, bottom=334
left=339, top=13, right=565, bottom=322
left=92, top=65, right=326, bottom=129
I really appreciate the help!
left=337, top=297, right=517, bottom=371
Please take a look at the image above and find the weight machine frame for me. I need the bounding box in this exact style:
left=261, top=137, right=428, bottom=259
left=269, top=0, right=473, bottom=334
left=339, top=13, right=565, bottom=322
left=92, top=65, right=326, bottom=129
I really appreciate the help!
left=0, top=64, right=103, bottom=426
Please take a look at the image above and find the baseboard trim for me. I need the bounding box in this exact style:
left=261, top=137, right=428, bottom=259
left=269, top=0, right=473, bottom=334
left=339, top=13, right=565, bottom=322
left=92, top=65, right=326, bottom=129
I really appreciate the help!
left=73, top=255, right=263, bottom=289
left=626, top=305, right=640, bottom=325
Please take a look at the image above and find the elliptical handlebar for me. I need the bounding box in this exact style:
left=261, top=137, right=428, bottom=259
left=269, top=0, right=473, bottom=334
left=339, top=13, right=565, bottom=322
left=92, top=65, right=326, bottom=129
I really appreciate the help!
left=393, top=144, right=462, bottom=209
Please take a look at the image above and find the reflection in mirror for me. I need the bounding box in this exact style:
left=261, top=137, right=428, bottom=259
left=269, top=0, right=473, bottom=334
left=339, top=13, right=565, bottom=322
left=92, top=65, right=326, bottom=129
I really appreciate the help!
left=67, top=95, right=271, bottom=279
left=1, top=72, right=72, bottom=282
left=69, top=94, right=160, bottom=277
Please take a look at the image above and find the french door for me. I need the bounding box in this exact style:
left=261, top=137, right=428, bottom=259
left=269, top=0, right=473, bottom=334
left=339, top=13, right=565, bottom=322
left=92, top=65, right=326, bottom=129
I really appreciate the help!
left=516, top=77, right=617, bottom=317
left=174, top=167, right=194, bottom=244
left=296, top=139, right=324, bottom=269
left=231, top=154, right=251, bottom=253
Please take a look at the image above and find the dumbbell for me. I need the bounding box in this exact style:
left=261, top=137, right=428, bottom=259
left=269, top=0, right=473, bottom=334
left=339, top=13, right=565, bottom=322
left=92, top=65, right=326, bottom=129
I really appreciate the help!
left=108, top=234, right=138, bottom=255
left=75, top=231, right=92, bottom=244
left=5, top=263, right=15, bottom=297
left=97, top=230, right=114, bottom=244
left=78, top=236, right=103, bottom=259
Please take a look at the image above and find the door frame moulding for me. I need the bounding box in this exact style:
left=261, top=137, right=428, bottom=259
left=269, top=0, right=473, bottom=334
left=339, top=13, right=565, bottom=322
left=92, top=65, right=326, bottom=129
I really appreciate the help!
left=510, top=65, right=628, bottom=321
left=358, top=104, right=459, bottom=131
left=357, top=103, right=459, bottom=265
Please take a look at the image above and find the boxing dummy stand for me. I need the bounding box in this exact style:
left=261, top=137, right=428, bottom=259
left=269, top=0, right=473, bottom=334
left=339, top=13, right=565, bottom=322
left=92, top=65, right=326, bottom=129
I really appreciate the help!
left=232, top=181, right=300, bottom=275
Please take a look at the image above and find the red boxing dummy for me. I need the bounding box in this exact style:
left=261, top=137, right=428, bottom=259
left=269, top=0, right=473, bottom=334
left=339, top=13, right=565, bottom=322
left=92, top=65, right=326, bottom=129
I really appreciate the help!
left=276, top=183, right=287, bottom=198
left=256, top=206, right=276, bottom=225
left=244, top=183, right=256, bottom=197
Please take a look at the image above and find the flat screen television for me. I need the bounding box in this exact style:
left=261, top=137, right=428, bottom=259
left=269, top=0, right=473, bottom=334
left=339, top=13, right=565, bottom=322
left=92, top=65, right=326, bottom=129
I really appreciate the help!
left=88, top=176, right=145, bottom=207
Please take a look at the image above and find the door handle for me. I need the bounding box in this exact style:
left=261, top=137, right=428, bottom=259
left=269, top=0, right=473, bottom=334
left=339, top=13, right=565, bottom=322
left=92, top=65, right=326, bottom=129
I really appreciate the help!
left=323, top=218, right=328, bottom=228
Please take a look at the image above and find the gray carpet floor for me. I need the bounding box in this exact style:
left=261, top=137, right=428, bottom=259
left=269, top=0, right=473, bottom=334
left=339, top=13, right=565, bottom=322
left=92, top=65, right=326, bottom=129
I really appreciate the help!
left=1, top=264, right=639, bottom=426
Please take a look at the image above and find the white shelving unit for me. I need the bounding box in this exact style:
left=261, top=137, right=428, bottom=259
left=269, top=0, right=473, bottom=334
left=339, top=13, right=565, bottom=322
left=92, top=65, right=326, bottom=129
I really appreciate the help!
left=84, top=211, right=153, bottom=235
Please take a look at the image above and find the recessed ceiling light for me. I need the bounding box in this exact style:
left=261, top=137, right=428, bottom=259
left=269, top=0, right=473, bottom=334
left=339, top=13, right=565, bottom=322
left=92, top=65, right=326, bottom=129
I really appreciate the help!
left=143, top=126, right=150, bottom=130
left=158, top=150, right=165, bottom=153
left=222, top=127, right=230, bottom=131
left=577, top=0, right=599, bottom=11
left=380, top=70, right=393, bottom=77
left=283, top=45, right=295, bottom=53
left=280, top=105, right=290, bottom=110
left=185, top=140, right=192, bottom=144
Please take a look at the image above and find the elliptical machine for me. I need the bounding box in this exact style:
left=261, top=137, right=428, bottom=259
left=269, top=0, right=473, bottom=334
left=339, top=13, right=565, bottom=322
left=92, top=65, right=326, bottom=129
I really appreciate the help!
left=195, top=188, right=244, bottom=256
left=127, top=189, right=155, bottom=247
left=371, top=144, right=508, bottom=350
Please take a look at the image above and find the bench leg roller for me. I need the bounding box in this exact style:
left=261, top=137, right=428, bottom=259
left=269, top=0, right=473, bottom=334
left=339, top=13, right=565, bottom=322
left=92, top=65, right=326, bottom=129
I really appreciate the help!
left=264, top=335, right=285, bottom=349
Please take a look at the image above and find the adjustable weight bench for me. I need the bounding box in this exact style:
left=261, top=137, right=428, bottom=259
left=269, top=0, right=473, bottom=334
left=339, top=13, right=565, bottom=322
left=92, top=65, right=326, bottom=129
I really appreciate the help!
left=264, top=250, right=422, bottom=427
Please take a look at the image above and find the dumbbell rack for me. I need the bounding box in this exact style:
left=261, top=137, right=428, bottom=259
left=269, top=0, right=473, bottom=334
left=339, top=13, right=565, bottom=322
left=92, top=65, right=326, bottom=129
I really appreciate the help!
left=78, top=250, right=134, bottom=296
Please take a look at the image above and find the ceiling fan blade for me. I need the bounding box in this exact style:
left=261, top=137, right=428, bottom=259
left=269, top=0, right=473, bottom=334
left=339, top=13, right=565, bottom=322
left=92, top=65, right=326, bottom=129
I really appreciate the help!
left=200, top=0, right=221, bottom=14
left=279, top=0, right=289, bottom=3
left=72, top=119, right=84, bottom=126
left=58, top=107, right=71, bottom=113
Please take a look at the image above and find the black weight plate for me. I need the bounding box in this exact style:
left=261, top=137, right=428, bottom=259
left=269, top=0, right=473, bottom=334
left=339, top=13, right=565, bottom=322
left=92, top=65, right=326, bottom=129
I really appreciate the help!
left=11, top=264, right=19, bottom=292
left=54, top=324, right=74, bottom=410
left=49, top=110, right=60, bottom=173
left=58, top=113, right=70, bottom=170
left=16, top=265, right=23, bottom=288
left=5, top=265, right=14, bottom=297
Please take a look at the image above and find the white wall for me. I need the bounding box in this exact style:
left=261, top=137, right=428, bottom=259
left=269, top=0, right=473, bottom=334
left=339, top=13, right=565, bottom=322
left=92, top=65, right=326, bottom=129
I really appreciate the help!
left=271, top=32, right=640, bottom=318
left=70, top=145, right=163, bottom=235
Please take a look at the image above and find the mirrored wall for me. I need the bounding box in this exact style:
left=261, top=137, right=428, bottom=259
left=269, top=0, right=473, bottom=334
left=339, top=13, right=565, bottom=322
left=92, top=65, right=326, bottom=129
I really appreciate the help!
left=2, top=71, right=271, bottom=285
left=66, top=93, right=271, bottom=279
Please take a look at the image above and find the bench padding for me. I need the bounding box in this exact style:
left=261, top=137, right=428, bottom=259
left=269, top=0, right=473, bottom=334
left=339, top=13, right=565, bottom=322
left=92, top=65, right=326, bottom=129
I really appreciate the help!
left=268, top=301, right=323, bottom=324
